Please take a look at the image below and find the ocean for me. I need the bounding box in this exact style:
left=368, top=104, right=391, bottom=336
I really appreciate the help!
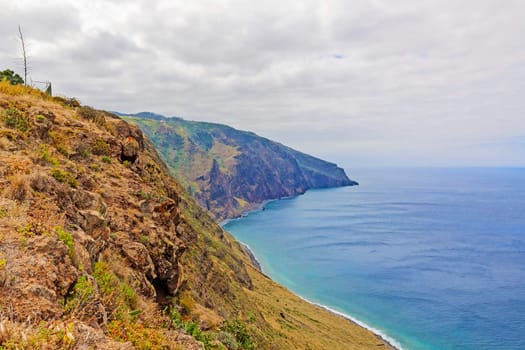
left=223, top=167, right=525, bottom=350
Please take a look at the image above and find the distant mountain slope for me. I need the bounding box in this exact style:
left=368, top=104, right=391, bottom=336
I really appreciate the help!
left=121, top=112, right=357, bottom=220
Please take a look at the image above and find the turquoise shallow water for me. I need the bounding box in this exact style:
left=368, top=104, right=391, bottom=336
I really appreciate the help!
left=223, top=167, right=525, bottom=350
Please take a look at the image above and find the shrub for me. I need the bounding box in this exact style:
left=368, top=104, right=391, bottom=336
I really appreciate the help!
left=106, top=320, right=170, bottom=349
left=178, top=292, right=195, bottom=315
left=220, top=319, right=255, bottom=350
left=101, top=155, right=111, bottom=163
left=53, top=96, right=80, bottom=108
left=1, top=107, right=30, bottom=132
left=40, top=145, right=60, bottom=166
left=0, top=69, right=24, bottom=85
left=0, top=320, right=76, bottom=348
left=89, top=163, right=100, bottom=171
left=93, top=261, right=137, bottom=320
left=217, top=331, right=239, bottom=350
left=92, top=138, right=110, bottom=155
left=29, top=172, right=50, bottom=192
left=78, top=106, right=105, bottom=125
left=49, top=131, right=70, bottom=156
left=56, top=227, right=74, bottom=260
left=17, top=222, right=46, bottom=237
left=64, top=275, right=96, bottom=315
left=165, top=305, right=215, bottom=349
left=50, top=169, right=78, bottom=187
left=4, top=175, right=30, bottom=202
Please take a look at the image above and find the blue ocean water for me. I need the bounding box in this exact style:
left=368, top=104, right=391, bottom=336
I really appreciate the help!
left=223, top=167, right=525, bottom=350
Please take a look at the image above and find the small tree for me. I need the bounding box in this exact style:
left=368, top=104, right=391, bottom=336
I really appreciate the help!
left=0, top=69, right=24, bottom=85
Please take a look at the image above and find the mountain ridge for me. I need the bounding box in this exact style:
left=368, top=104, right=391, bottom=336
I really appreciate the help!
left=120, top=112, right=357, bottom=220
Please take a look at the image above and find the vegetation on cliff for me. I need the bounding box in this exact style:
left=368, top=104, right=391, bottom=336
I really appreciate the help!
left=122, top=112, right=357, bottom=220
left=0, top=81, right=388, bottom=349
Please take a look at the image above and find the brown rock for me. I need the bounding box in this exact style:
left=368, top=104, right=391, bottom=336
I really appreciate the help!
left=74, top=322, right=133, bottom=350
left=121, top=241, right=156, bottom=279
left=0, top=235, right=79, bottom=322
left=121, top=136, right=140, bottom=163
left=77, top=209, right=106, bottom=234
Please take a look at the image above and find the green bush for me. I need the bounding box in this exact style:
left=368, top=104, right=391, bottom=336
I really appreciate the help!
left=64, top=275, right=96, bottom=314
left=220, top=319, right=255, bottom=350
left=50, top=169, right=78, bottom=187
left=217, top=331, right=239, bottom=350
left=40, top=145, right=59, bottom=166
left=2, top=107, right=30, bottom=132
left=0, top=69, right=24, bottom=85
left=92, top=138, right=110, bottom=155
left=56, top=227, right=74, bottom=260
left=93, top=261, right=138, bottom=320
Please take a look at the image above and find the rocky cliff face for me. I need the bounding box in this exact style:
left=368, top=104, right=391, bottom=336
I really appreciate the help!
left=0, top=83, right=390, bottom=350
left=122, top=113, right=357, bottom=220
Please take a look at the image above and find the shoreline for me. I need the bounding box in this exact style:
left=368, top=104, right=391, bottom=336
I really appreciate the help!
left=299, top=296, right=404, bottom=350
left=235, top=239, right=404, bottom=350
left=220, top=184, right=358, bottom=227
left=220, top=190, right=405, bottom=350
left=219, top=198, right=275, bottom=227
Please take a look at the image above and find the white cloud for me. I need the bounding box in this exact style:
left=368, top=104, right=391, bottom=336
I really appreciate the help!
left=1, top=0, right=524, bottom=166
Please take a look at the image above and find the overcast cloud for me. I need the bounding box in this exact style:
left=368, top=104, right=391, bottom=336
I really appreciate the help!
left=1, top=0, right=524, bottom=168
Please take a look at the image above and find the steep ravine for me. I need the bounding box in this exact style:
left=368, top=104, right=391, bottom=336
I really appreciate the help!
left=0, top=83, right=389, bottom=349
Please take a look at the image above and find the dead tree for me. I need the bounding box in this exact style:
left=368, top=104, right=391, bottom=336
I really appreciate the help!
left=18, top=25, right=28, bottom=85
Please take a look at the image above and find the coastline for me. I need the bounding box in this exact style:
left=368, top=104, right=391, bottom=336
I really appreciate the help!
left=234, top=237, right=403, bottom=350
left=300, top=296, right=404, bottom=350
left=219, top=198, right=274, bottom=227
left=219, top=192, right=407, bottom=350
left=221, top=198, right=404, bottom=350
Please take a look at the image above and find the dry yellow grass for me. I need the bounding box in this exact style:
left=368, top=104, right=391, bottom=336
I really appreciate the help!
left=244, top=264, right=394, bottom=350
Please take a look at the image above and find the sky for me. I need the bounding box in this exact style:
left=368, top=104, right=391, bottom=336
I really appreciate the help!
left=1, top=0, right=524, bottom=168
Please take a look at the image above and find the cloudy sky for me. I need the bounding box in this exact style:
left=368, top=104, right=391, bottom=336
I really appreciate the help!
left=1, top=0, right=524, bottom=168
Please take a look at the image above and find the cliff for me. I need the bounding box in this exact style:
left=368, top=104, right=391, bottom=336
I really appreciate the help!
left=121, top=113, right=357, bottom=220
left=0, top=82, right=388, bottom=349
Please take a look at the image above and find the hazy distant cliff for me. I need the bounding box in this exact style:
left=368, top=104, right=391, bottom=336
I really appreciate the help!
left=122, top=112, right=357, bottom=220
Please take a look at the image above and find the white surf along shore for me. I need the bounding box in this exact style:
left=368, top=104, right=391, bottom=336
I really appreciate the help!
left=220, top=196, right=406, bottom=350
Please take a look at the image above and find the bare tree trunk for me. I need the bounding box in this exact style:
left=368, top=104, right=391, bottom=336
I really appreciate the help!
left=18, top=25, right=27, bottom=86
